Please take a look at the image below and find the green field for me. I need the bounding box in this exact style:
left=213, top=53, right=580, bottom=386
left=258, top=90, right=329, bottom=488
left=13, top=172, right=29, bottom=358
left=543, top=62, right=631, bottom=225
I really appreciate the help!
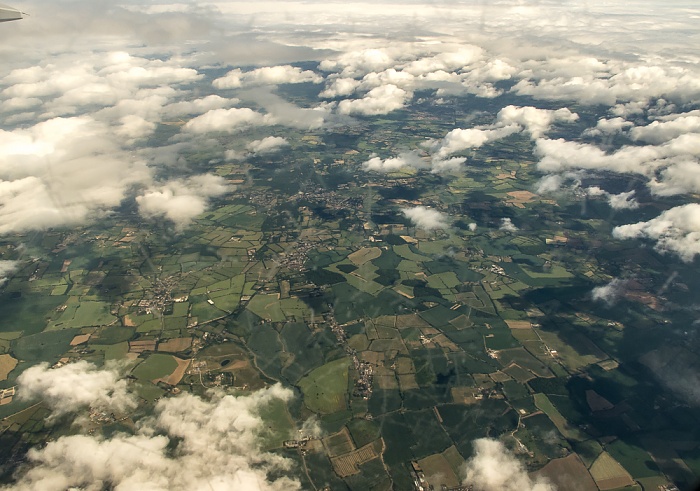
left=47, top=300, right=116, bottom=330
left=131, top=353, right=178, bottom=383
left=246, top=293, right=287, bottom=322
left=298, top=357, right=351, bottom=414
left=533, top=393, right=589, bottom=442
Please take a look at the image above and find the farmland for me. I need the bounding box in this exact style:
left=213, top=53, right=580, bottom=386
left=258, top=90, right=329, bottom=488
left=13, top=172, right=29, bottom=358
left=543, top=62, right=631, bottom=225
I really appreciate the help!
left=0, top=65, right=698, bottom=491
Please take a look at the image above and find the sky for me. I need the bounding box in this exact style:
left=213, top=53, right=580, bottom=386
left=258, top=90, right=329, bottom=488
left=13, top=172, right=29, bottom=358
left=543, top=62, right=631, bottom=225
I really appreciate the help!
left=1, top=0, right=699, bottom=257
left=1, top=0, right=700, bottom=489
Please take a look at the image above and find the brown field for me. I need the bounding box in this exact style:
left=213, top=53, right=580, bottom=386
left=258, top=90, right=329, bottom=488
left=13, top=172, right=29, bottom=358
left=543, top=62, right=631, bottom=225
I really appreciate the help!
left=432, top=334, right=460, bottom=352
left=532, top=453, right=598, bottom=491
left=129, top=340, right=157, bottom=353
left=506, top=190, right=537, bottom=208
left=450, top=387, right=480, bottom=405
left=449, top=315, right=473, bottom=329
left=360, top=351, right=384, bottom=365
left=598, top=359, right=619, bottom=371
left=399, top=373, right=420, bottom=390
left=395, top=314, right=431, bottom=329
left=157, top=337, right=193, bottom=353
left=0, top=354, right=18, bottom=381
left=589, top=451, right=635, bottom=490
left=324, top=428, right=356, bottom=457
left=348, top=247, right=382, bottom=266
left=70, top=333, right=91, bottom=346
left=154, top=357, right=191, bottom=385
left=395, top=357, right=415, bottom=375
left=374, top=316, right=396, bottom=328
left=503, top=363, right=536, bottom=383
left=418, top=453, right=460, bottom=489
left=442, top=446, right=465, bottom=475
left=122, top=315, right=136, bottom=327
left=331, top=440, right=381, bottom=477
left=489, top=371, right=512, bottom=383
left=505, top=320, right=532, bottom=329
left=376, top=375, right=399, bottom=390
left=585, top=390, right=614, bottom=412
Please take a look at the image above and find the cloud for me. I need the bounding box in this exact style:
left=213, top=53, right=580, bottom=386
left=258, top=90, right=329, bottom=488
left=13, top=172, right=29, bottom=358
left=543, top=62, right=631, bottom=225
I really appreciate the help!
left=583, top=117, right=633, bottom=137
left=613, top=204, right=700, bottom=262
left=337, top=84, right=409, bottom=116
left=591, top=278, right=626, bottom=306
left=468, top=222, right=477, bottom=232
left=586, top=188, right=639, bottom=210
left=367, top=105, right=577, bottom=175
left=536, top=174, right=564, bottom=194
left=511, top=63, right=700, bottom=107
left=499, top=218, right=518, bottom=232
left=607, top=191, right=639, bottom=210
left=9, top=374, right=301, bottom=491
left=0, top=116, right=151, bottom=234
left=432, top=126, right=519, bottom=160
left=236, top=89, right=329, bottom=130
left=402, top=206, right=448, bottom=231
left=0, top=260, right=18, bottom=286
left=649, top=161, right=700, bottom=196
left=17, top=361, right=137, bottom=420
left=362, top=151, right=426, bottom=172
left=629, top=114, right=700, bottom=145
left=319, top=77, right=362, bottom=98
left=1, top=52, right=202, bottom=119
left=183, top=107, right=268, bottom=133
left=461, top=438, right=554, bottom=491
left=116, top=115, right=157, bottom=141
left=430, top=157, right=468, bottom=174
left=496, top=105, right=578, bottom=139
left=534, top=138, right=665, bottom=175
left=136, top=174, right=233, bottom=230
left=247, top=136, right=290, bottom=155
left=403, top=46, right=484, bottom=76
left=319, top=48, right=401, bottom=78
left=162, top=95, right=240, bottom=118
left=213, top=65, right=322, bottom=89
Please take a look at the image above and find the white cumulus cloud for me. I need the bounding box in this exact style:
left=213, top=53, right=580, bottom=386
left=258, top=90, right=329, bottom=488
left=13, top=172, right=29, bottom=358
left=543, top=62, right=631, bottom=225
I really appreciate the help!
left=591, top=278, right=626, bottom=306
left=496, top=105, right=578, bottom=139
left=461, top=438, right=554, bottom=491
left=403, top=206, right=448, bottom=231
left=136, top=174, right=233, bottom=230
left=613, top=203, right=700, bottom=262
left=362, top=151, right=426, bottom=172
left=499, top=218, right=518, bottom=233
left=246, top=136, right=290, bottom=155
left=213, top=65, right=322, bottom=89
left=17, top=361, right=137, bottom=420
left=337, top=84, right=409, bottom=116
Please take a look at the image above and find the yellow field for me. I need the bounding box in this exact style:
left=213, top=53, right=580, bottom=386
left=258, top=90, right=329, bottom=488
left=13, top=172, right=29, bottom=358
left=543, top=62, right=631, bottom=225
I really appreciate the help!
left=0, top=354, right=18, bottom=381
left=157, top=337, right=193, bottom=352
left=418, top=453, right=460, bottom=489
left=505, top=320, right=532, bottom=329
left=331, top=441, right=381, bottom=477
left=589, top=451, right=635, bottom=490
left=348, top=247, right=382, bottom=266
